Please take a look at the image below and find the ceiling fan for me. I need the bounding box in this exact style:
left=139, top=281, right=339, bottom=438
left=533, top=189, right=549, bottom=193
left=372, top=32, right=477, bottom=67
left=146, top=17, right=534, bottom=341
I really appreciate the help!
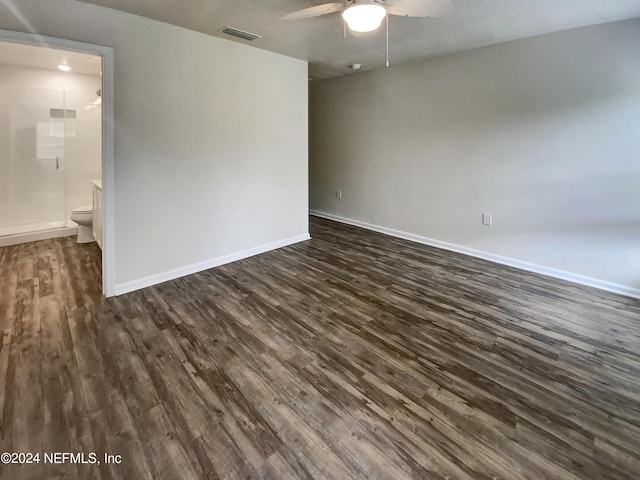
left=282, top=0, right=453, bottom=33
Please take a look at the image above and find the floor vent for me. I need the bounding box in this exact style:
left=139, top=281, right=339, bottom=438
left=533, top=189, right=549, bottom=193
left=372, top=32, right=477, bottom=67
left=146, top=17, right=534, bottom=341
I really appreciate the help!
left=222, top=27, right=261, bottom=41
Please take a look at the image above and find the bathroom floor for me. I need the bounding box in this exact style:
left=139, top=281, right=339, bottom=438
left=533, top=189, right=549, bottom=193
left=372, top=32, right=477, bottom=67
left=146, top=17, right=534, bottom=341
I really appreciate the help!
left=1, top=219, right=640, bottom=479
left=0, top=235, right=102, bottom=310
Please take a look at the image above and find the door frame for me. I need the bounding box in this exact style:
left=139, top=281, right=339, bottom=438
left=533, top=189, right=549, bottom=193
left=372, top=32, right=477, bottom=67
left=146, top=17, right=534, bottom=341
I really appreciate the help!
left=0, top=29, right=115, bottom=296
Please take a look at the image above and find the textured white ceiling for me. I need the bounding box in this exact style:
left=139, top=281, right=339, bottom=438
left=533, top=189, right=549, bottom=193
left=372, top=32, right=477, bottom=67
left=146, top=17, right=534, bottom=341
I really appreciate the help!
left=76, top=0, right=640, bottom=79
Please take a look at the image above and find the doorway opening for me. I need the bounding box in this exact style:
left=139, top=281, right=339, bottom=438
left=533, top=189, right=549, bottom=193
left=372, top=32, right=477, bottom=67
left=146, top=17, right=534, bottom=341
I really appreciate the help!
left=0, top=29, right=114, bottom=296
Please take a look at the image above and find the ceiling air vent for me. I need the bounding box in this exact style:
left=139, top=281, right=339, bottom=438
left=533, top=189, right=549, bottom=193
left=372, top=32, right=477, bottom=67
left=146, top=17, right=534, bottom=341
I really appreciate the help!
left=222, top=27, right=261, bottom=41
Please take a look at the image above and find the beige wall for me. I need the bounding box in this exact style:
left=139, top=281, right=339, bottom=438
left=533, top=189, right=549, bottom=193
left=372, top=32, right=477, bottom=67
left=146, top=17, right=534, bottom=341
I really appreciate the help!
left=0, top=0, right=309, bottom=292
left=310, top=20, right=640, bottom=293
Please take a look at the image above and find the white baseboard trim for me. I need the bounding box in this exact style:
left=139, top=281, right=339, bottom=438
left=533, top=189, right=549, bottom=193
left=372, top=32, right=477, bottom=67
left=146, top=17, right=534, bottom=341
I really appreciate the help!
left=0, top=226, right=79, bottom=247
left=113, top=233, right=311, bottom=296
left=310, top=210, right=640, bottom=301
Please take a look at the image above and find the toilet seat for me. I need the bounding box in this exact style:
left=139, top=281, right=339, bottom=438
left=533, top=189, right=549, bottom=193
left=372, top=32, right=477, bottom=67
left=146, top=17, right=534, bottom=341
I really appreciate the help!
left=72, top=205, right=93, bottom=214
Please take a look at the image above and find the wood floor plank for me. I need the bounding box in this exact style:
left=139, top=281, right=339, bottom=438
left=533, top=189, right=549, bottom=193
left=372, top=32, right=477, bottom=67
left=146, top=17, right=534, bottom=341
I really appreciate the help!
left=1, top=219, right=640, bottom=479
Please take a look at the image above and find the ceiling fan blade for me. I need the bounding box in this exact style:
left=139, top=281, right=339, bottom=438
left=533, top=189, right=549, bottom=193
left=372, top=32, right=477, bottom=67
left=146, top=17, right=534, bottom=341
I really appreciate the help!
left=384, top=0, right=453, bottom=18
left=281, top=3, right=345, bottom=21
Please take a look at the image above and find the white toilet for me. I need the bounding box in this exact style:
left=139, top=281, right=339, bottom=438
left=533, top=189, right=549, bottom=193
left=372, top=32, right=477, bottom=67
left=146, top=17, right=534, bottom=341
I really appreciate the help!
left=70, top=205, right=94, bottom=243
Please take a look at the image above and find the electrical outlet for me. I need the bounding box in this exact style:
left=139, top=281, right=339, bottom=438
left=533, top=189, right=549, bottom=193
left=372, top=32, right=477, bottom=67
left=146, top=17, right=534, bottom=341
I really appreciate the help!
left=234, top=214, right=241, bottom=225
left=336, top=190, right=342, bottom=200
left=482, top=213, right=492, bottom=226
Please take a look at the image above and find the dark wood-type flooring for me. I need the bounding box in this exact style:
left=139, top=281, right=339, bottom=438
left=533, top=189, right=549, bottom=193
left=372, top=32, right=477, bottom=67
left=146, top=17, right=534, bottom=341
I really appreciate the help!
left=1, top=216, right=640, bottom=479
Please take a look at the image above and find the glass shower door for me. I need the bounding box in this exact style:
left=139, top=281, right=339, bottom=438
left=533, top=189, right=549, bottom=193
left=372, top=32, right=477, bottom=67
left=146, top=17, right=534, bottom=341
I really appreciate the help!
left=0, top=87, right=67, bottom=236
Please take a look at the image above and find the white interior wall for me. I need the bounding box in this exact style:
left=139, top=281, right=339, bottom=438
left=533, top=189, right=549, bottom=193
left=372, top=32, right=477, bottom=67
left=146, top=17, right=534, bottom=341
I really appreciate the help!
left=0, top=0, right=309, bottom=293
left=310, top=19, right=640, bottom=294
left=0, top=65, right=101, bottom=231
left=64, top=86, right=102, bottom=221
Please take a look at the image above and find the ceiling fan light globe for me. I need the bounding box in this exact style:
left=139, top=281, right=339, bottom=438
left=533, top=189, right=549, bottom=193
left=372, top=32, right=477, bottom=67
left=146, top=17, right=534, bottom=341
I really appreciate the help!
left=342, top=4, right=387, bottom=33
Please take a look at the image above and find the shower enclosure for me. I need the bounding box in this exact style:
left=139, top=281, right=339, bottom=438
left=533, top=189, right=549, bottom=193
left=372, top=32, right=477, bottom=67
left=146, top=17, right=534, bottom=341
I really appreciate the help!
left=0, top=85, right=100, bottom=239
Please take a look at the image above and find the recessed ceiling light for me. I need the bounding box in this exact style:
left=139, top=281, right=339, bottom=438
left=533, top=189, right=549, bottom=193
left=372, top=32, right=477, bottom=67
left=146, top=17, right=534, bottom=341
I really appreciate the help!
left=58, top=64, right=71, bottom=72
left=351, top=64, right=362, bottom=70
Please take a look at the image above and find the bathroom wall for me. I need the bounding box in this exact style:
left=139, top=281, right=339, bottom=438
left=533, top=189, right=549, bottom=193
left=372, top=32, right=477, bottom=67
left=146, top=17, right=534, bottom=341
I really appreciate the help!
left=310, top=19, right=640, bottom=295
left=0, top=64, right=101, bottom=231
left=0, top=0, right=309, bottom=294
